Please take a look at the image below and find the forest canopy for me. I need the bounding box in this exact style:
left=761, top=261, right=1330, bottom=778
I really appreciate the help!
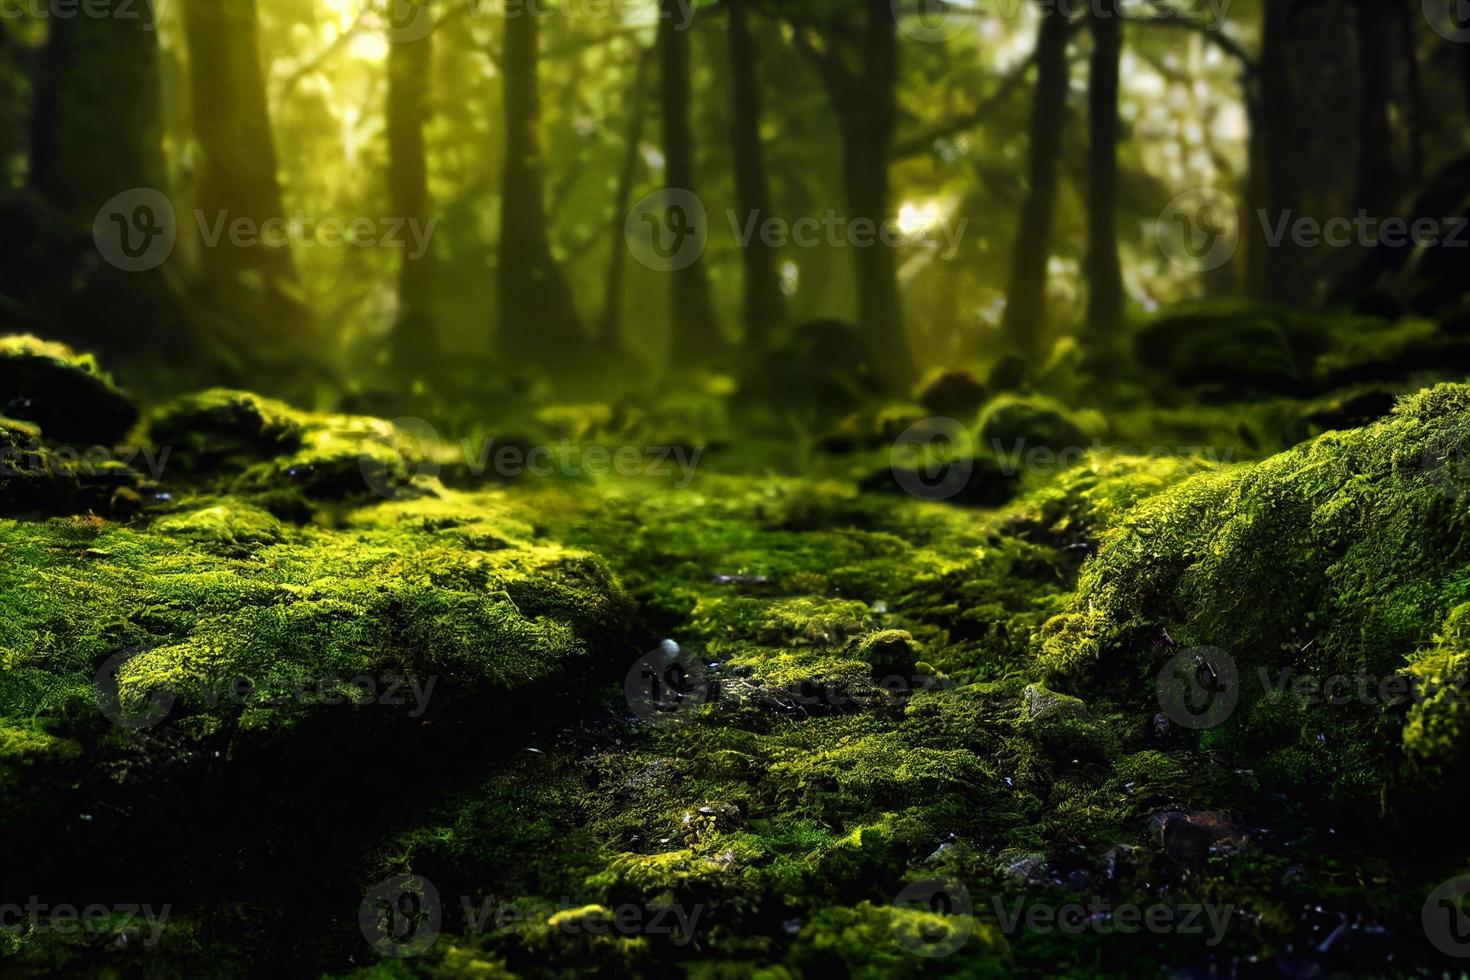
left=5, top=0, right=1461, bottom=397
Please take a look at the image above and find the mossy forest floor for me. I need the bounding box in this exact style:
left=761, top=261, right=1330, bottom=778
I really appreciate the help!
left=6, top=319, right=1470, bottom=977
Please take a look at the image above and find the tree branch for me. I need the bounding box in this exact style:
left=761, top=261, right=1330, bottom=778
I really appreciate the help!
left=894, top=17, right=1086, bottom=159
left=1135, top=15, right=1257, bottom=72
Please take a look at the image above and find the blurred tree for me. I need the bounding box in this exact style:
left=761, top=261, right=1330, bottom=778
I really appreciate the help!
left=181, top=0, right=312, bottom=356
left=23, top=4, right=187, bottom=365
left=499, top=7, right=586, bottom=371
left=658, top=0, right=724, bottom=364
left=1000, top=6, right=1074, bottom=364
left=387, top=25, right=438, bottom=372
left=789, top=0, right=915, bottom=394
left=1085, top=0, right=1124, bottom=338
left=727, top=0, right=786, bottom=374
left=1353, top=0, right=1405, bottom=218
left=30, top=4, right=161, bottom=225
left=598, top=47, right=654, bottom=358
left=1256, top=0, right=1308, bottom=304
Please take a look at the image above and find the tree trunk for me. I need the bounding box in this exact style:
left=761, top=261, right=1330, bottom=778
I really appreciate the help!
left=499, top=6, right=584, bottom=367
left=181, top=0, right=309, bottom=351
left=727, top=0, right=786, bottom=363
left=25, top=2, right=187, bottom=364
left=658, top=0, right=723, bottom=363
left=826, top=0, right=915, bottom=394
left=598, top=49, right=653, bottom=353
left=30, top=1, right=164, bottom=225
left=1000, top=7, right=1072, bottom=363
left=1353, top=0, right=1400, bottom=218
left=1085, top=0, right=1125, bottom=337
left=387, top=29, right=437, bottom=370
left=1393, top=0, right=1423, bottom=183
left=1257, top=0, right=1306, bottom=304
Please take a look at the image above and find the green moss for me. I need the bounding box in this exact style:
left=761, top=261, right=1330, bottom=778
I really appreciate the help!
left=151, top=388, right=434, bottom=508
left=1037, top=384, right=1470, bottom=806
left=977, top=393, right=1106, bottom=454
left=787, top=902, right=1009, bottom=978
left=0, top=492, right=630, bottom=764
left=16, top=368, right=1470, bottom=977
left=150, top=388, right=304, bottom=471
left=766, top=731, right=993, bottom=818
left=0, top=333, right=138, bottom=444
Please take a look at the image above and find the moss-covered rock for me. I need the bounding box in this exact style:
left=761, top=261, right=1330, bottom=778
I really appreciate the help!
left=787, top=901, right=1009, bottom=977
left=0, top=334, right=139, bottom=445
left=1039, top=383, right=1470, bottom=808
left=150, top=388, right=304, bottom=472
left=915, top=369, right=988, bottom=417
left=977, top=394, right=1104, bottom=458
left=0, top=415, right=79, bottom=514
left=152, top=388, right=434, bottom=510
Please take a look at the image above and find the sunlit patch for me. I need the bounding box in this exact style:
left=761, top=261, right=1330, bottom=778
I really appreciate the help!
left=322, top=0, right=366, bottom=33
left=779, top=260, right=799, bottom=297
left=897, top=201, right=942, bottom=239
left=349, top=31, right=391, bottom=63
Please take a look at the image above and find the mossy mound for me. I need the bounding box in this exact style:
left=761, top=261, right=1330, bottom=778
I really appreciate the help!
left=0, top=415, right=79, bottom=514
left=0, top=334, right=139, bottom=445
left=977, top=394, right=1105, bottom=457
left=0, top=495, right=630, bottom=734
left=1041, top=383, right=1470, bottom=809
left=915, top=368, right=988, bottom=417
left=1133, top=304, right=1470, bottom=400
left=151, top=388, right=436, bottom=511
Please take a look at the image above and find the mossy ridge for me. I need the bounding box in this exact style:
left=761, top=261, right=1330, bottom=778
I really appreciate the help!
left=0, top=489, right=633, bottom=856
left=0, top=333, right=139, bottom=445
left=1040, top=383, right=1470, bottom=810
left=149, top=387, right=437, bottom=514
